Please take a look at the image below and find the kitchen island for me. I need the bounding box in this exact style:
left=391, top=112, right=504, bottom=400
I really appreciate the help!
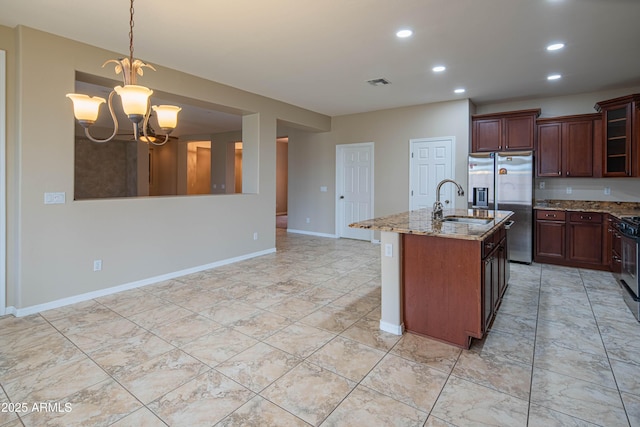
left=351, top=208, right=514, bottom=349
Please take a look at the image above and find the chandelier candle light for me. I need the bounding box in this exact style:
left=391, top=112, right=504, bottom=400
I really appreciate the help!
left=66, top=0, right=181, bottom=145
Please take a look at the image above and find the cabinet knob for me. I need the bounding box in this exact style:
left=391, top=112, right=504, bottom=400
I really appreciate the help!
left=558, top=171, right=561, bottom=175
left=566, top=171, right=570, bottom=176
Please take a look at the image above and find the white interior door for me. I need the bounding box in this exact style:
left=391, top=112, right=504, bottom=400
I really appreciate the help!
left=409, top=137, right=454, bottom=211
left=336, top=143, right=373, bottom=240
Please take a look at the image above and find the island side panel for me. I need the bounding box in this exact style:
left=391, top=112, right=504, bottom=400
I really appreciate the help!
left=402, top=234, right=482, bottom=348
left=379, top=231, right=404, bottom=335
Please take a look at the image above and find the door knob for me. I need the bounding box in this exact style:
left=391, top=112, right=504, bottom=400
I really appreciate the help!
left=445, top=200, right=450, bottom=204
left=340, top=196, right=344, bottom=199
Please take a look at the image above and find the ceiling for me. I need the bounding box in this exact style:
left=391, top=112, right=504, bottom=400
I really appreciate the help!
left=2, top=0, right=640, bottom=134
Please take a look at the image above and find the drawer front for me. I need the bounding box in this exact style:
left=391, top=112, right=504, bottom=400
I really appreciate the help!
left=536, top=210, right=565, bottom=221
left=569, top=212, right=602, bottom=223
left=482, top=231, right=498, bottom=258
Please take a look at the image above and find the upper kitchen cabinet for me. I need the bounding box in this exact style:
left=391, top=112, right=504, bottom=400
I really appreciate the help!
left=536, top=113, right=601, bottom=178
left=472, top=109, right=541, bottom=153
left=595, top=94, right=640, bottom=177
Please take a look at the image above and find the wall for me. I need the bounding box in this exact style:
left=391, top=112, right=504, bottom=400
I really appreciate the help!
left=3, top=25, right=330, bottom=311
left=288, top=99, right=472, bottom=236
left=476, top=86, right=640, bottom=202
left=276, top=139, right=288, bottom=215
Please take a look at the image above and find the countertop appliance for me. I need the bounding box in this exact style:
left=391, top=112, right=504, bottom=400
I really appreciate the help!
left=468, top=152, right=533, bottom=264
left=617, top=216, right=639, bottom=321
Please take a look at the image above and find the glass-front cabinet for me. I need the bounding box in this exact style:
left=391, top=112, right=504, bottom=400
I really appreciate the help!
left=595, top=94, right=640, bottom=177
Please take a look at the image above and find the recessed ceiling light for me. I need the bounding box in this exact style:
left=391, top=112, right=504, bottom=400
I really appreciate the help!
left=454, top=88, right=466, bottom=94
left=546, top=43, right=565, bottom=51
left=547, top=74, right=562, bottom=80
left=432, top=66, right=446, bottom=73
left=396, top=29, right=413, bottom=38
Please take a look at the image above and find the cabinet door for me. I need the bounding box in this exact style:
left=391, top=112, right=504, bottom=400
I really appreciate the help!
left=473, top=118, right=502, bottom=152
left=504, top=115, right=535, bottom=150
left=498, top=239, right=508, bottom=297
left=535, top=220, right=565, bottom=259
left=482, top=256, right=494, bottom=332
left=563, top=120, right=594, bottom=177
left=567, top=220, right=603, bottom=265
left=537, top=123, right=562, bottom=177
left=603, top=104, right=632, bottom=177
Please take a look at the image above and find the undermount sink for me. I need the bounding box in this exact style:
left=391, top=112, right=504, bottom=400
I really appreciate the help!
left=442, top=216, right=494, bottom=225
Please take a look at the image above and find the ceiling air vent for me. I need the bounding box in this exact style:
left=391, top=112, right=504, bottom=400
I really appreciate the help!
left=367, top=78, right=391, bottom=86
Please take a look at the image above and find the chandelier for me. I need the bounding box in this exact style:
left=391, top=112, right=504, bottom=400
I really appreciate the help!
left=66, top=0, right=181, bottom=146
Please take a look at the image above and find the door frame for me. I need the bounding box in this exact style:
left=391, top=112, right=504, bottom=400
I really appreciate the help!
left=335, top=142, right=374, bottom=241
left=1, top=50, right=6, bottom=315
left=408, top=136, right=455, bottom=211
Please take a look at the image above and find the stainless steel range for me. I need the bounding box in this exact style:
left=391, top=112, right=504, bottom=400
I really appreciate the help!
left=617, top=216, right=639, bottom=321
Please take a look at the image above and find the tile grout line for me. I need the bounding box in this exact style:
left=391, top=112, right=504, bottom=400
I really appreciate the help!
left=579, top=268, right=633, bottom=427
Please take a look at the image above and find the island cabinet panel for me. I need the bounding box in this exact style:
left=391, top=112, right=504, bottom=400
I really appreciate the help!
left=402, top=234, right=482, bottom=349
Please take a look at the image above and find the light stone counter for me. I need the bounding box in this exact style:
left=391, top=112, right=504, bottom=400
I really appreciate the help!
left=350, top=208, right=514, bottom=240
left=534, top=200, right=640, bottom=218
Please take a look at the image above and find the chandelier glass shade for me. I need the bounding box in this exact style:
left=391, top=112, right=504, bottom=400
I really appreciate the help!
left=66, top=0, right=181, bottom=145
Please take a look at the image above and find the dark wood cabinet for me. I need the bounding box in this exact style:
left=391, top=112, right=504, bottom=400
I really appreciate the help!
left=607, top=215, right=623, bottom=279
left=535, top=210, right=566, bottom=261
left=472, top=109, right=540, bottom=153
left=595, top=94, right=640, bottom=177
left=402, top=224, right=509, bottom=348
left=536, top=114, right=600, bottom=178
left=566, top=212, right=603, bottom=265
left=535, top=209, right=608, bottom=270
left=481, top=227, right=507, bottom=333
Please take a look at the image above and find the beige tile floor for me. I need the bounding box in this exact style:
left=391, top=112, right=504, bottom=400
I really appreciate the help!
left=1, top=229, right=639, bottom=426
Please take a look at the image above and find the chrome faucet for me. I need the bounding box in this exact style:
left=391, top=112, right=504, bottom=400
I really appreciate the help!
left=432, top=179, right=465, bottom=221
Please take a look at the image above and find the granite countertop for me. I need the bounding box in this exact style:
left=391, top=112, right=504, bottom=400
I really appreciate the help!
left=349, top=208, right=514, bottom=241
left=534, top=200, right=640, bottom=218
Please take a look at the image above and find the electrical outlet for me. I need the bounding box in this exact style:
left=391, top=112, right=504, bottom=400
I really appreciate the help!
left=566, top=186, right=572, bottom=195
left=604, top=187, right=611, bottom=195
left=253, top=232, right=258, bottom=241
left=538, top=181, right=545, bottom=189
left=320, top=186, right=327, bottom=192
left=93, top=260, right=102, bottom=271
left=306, top=218, right=310, bottom=224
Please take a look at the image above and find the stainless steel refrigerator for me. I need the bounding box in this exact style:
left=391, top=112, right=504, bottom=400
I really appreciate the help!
left=468, top=151, right=533, bottom=264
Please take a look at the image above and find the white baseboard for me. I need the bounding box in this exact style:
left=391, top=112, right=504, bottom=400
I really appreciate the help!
left=9, top=247, right=276, bottom=317
left=287, top=229, right=338, bottom=239
left=379, top=320, right=404, bottom=336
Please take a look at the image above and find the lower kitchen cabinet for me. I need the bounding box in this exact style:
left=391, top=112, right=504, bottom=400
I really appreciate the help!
left=535, top=209, right=608, bottom=270
left=481, top=227, right=507, bottom=332
left=535, top=210, right=566, bottom=262
left=567, top=212, right=603, bottom=265
left=607, top=215, right=623, bottom=279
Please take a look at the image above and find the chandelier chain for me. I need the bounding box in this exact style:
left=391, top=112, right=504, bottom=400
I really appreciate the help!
left=129, top=0, right=135, bottom=65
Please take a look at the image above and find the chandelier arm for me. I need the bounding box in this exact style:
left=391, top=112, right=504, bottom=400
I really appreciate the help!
left=149, top=134, right=170, bottom=146
left=83, top=91, right=119, bottom=144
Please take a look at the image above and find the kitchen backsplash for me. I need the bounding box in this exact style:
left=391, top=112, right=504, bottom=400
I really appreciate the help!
left=534, top=177, right=640, bottom=202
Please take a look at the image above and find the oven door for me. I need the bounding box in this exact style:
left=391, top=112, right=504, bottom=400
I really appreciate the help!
left=620, top=233, right=638, bottom=297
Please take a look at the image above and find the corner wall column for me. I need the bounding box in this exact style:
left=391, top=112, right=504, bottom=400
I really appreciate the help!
left=379, top=231, right=403, bottom=335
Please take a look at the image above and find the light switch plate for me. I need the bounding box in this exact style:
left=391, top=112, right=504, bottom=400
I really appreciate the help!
left=384, top=244, right=393, bottom=257
left=320, top=186, right=328, bottom=192
left=44, top=192, right=66, bottom=204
